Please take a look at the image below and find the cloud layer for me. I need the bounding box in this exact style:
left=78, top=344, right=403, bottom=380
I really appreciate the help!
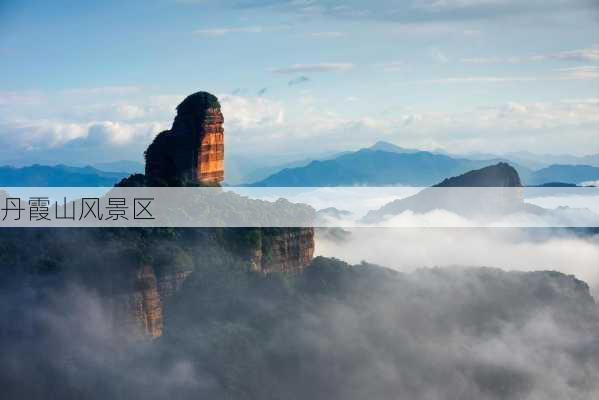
left=1, top=86, right=597, bottom=172
left=317, top=227, right=599, bottom=294
left=270, top=63, right=354, bottom=74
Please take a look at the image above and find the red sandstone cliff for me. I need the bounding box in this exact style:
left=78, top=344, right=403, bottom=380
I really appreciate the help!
left=124, top=91, right=315, bottom=338
left=145, top=92, right=224, bottom=185
left=252, top=228, right=315, bottom=274
left=122, top=228, right=314, bottom=338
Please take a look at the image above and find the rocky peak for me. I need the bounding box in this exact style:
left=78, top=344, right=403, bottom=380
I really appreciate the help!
left=435, top=162, right=521, bottom=187
left=362, top=162, right=528, bottom=223
left=145, top=91, right=224, bottom=185
left=132, top=92, right=314, bottom=337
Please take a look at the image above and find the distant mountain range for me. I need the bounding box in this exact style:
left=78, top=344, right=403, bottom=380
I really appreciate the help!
left=249, top=142, right=599, bottom=187
left=526, top=164, right=599, bottom=186
left=476, top=151, right=599, bottom=169
left=439, top=149, right=599, bottom=169
left=250, top=149, right=491, bottom=186
left=361, top=163, right=599, bottom=225
left=91, top=160, right=144, bottom=174
left=1, top=142, right=598, bottom=188
left=0, top=165, right=129, bottom=186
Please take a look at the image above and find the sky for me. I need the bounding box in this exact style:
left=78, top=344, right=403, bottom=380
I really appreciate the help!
left=0, top=0, right=598, bottom=179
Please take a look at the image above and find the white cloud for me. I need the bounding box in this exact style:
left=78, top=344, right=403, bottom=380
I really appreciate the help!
left=1, top=86, right=596, bottom=167
left=539, top=46, right=599, bottom=62
left=61, top=86, right=141, bottom=97
left=228, top=96, right=598, bottom=158
left=316, top=227, right=599, bottom=294
left=220, top=95, right=285, bottom=131
left=241, top=0, right=595, bottom=23
left=557, top=66, right=599, bottom=80
left=193, top=26, right=263, bottom=36
left=413, top=76, right=537, bottom=84
left=410, top=67, right=599, bottom=83
left=462, top=46, right=599, bottom=64
left=83, top=121, right=162, bottom=146
left=461, top=56, right=522, bottom=64
left=375, top=61, right=403, bottom=72
left=393, top=23, right=455, bottom=36
left=0, top=119, right=89, bottom=150
left=0, top=87, right=178, bottom=163
left=0, top=119, right=162, bottom=151
left=270, top=63, right=354, bottom=74
left=0, top=91, right=45, bottom=106
left=308, top=31, right=345, bottom=38
left=415, top=0, right=509, bottom=11
left=283, top=98, right=599, bottom=155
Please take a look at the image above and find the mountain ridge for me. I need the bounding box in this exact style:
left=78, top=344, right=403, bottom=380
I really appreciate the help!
left=248, top=142, right=599, bottom=187
left=0, top=164, right=130, bottom=186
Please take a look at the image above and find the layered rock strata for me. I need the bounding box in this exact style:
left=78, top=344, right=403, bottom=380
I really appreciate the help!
left=118, top=265, right=194, bottom=338
left=257, top=228, right=315, bottom=273
left=129, top=91, right=314, bottom=338
left=145, top=92, right=224, bottom=185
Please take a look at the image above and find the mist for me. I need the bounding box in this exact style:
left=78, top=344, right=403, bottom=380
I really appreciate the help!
left=2, top=252, right=598, bottom=399
left=316, top=227, right=599, bottom=295
left=0, top=226, right=598, bottom=399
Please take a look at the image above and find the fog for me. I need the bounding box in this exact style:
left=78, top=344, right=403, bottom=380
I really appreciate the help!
left=1, top=259, right=598, bottom=399
left=1, top=226, right=598, bottom=399
left=316, top=227, right=599, bottom=295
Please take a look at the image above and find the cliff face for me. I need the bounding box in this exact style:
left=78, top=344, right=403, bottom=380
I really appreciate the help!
left=120, top=265, right=194, bottom=338
left=122, top=228, right=315, bottom=338
left=1, top=92, right=315, bottom=340
left=197, top=107, right=225, bottom=183
left=132, top=91, right=314, bottom=337
left=127, top=265, right=163, bottom=338
left=259, top=228, right=315, bottom=273
left=145, top=92, right=224, bottom=185
left=246, top=228, right=315, bottom=274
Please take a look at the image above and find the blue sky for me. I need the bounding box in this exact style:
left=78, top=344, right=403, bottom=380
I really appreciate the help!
left=0, top=0, right=598, bottom=180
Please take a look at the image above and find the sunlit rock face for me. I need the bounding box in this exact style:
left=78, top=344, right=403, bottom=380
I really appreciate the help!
left=122, top=229, right=315, bottom=338
left=114, top=265, right=160, bottom=339
left=130, top=265, right=163, bottom=338
left=145, top=92, right=224, bottom=185
left=247, top=228, right=316, bottom=274
left=197, top=106, right=225, bottom=183
left=115, top=264, right=194, bottom=339
left=260, top=228, right=315, bottom=273
left=130, top=91, right=314, bottom=338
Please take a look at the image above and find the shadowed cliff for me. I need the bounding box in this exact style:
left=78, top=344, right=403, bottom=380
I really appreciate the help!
left=145, top=92, right=224, bottom=185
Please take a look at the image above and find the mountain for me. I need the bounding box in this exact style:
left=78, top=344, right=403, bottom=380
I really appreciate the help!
left=232, top=150, right=353, bottom=185
left=91, top=160, right=144, bottom=174
left=3, top=256, right=597, bottom=399
left=248, top=141, right=599, bottom=187
left=503, top=151, right=599, bottom=169
left=250, top=149, right=501, bottom=186
left=238, top=141, right=424, bottom=185
left=145, top=92, right=225, bottom=185
left=1, top=93, right=598, bottom=399
left=362, top=163, right=543, bottom=223
left=528, top=164, right=599, bottom=185
left=451, top=150, right=599, bottom=169
left=0, top=92, right=317, bottom=340
left=368, top=140, right=420, bottom=153
left=0, top=164, right=129, bottom=186
left=434, top=162, right=521, bottom=187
